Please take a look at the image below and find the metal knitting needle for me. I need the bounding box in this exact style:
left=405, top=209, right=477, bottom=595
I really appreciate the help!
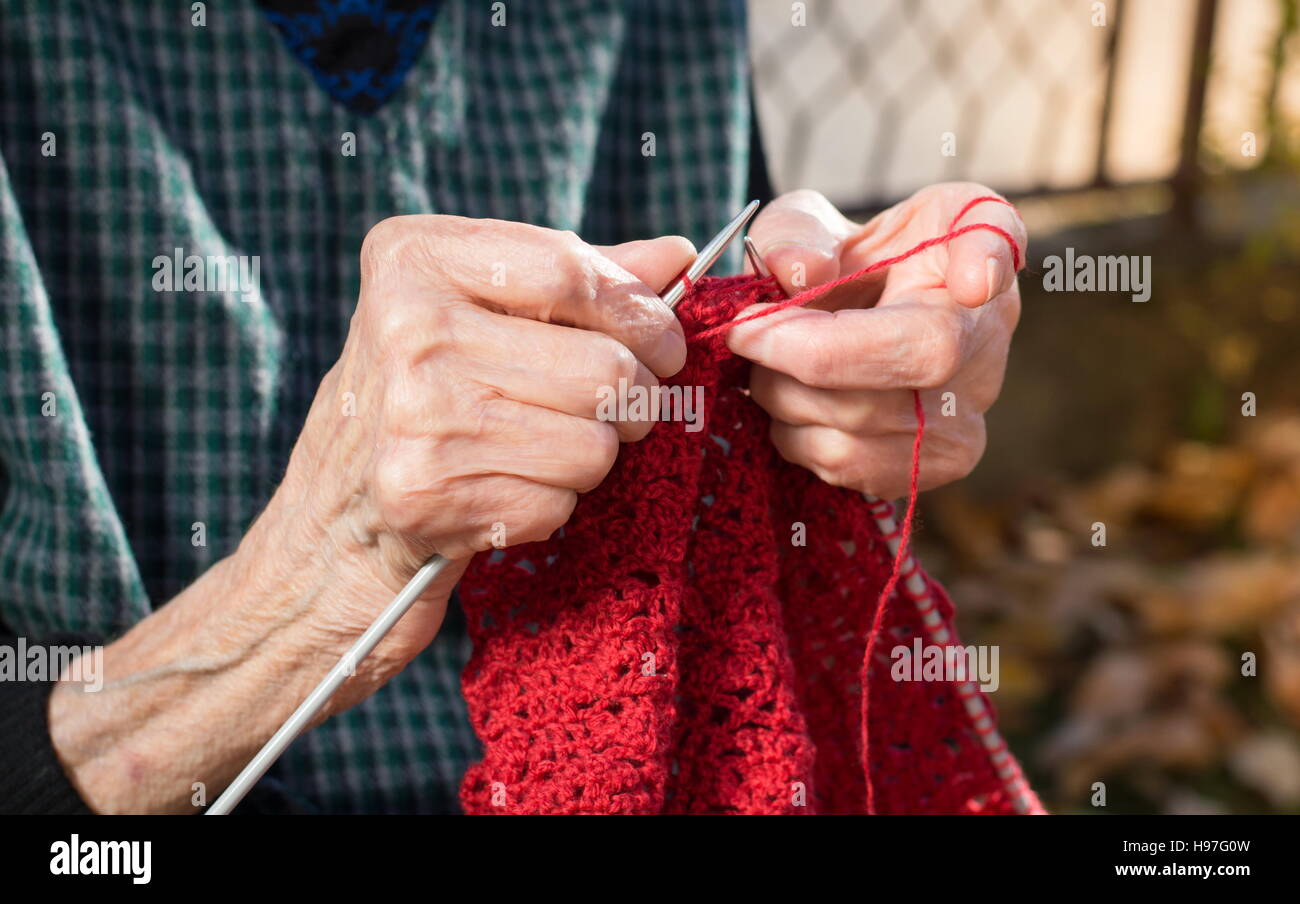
left=207, top=554, right=452, bottom=814
left=208, top=202, right=760, bottom=815
left=661, top=199, right=759, bottom=309
left=743, top=235, right=771, bottom=279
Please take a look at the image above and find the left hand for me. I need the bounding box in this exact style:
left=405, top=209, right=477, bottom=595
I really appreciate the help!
left=727, top=183, right=1026, bottom=500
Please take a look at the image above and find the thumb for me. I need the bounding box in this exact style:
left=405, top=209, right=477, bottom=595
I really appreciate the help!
left=747, top=190, right=855, bottom=296
left=596, top=236, right=697, bottom=296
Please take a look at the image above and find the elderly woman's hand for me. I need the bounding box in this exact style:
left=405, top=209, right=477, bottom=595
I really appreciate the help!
left=727, top=184, right=1026, bottom=500
left=49, top=218, right=693, bottom=812
left=228, top=217, right=696, bottom=706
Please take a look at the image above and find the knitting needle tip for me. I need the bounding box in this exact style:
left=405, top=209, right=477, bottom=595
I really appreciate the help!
left=662, top=199, right=760, bottom=310
left=743, top=235, right=771, bottom=279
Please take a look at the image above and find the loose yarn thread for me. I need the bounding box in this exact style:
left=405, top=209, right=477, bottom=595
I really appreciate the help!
left=695, top=198, right=1020, bottom=342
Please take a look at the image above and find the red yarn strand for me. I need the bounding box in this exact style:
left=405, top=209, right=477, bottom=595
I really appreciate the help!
left=946, top=194, right=1015, bottom=234
left=694, top=221, right=1021, bottom=343
left=861, top=388, right=925, bottom=813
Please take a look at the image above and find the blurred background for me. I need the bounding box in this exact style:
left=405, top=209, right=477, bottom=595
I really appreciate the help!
left=750, top=0, right=1300, bottom=814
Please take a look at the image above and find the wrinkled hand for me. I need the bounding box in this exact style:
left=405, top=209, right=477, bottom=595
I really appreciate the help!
left=50, top=217, right=695, bottom=813
left=233, top=217, right=694, bottom=709
left=727, top=183, right=1026, bottom=500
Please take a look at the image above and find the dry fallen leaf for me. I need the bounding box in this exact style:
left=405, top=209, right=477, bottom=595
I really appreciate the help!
left=1145, top=443, right=1254, bottom=529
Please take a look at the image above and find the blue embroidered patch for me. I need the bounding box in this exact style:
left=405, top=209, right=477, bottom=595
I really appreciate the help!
left=257, top=0, right=443, bottom=113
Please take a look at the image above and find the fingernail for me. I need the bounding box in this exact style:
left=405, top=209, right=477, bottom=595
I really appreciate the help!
left=763, top=240, right=837, bottom=291
left=763, top=239, right=837, bottom=262
left=986, top=257, right=1000, bottom=300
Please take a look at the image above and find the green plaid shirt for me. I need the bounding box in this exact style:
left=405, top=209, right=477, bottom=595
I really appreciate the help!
left=0, top=0, right=751, bottom=813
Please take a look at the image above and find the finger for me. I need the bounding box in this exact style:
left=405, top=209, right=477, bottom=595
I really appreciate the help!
left=752, top=356, right=1006, bottom=435
left=770, top=416, right=984, bottom=501
left=769, top=422, right=916, bottom=500
left=393, top=473, right=579, bottom=560
left=427, top=399, right=621, bottom=492
left=942, top=297, right=1017, bottom=416
left=748, top=366, right=916, bottom=434
left=596, top=236, right=697, bottom=295
left=362, top=216, right=692, bottom=376
left=726, top=288, right=976, bottom=391
left=943, top=193, right=1028, bottom=309
left=451, top=476, right=579, bottom=553
left=746, top=190, right=856, bottom=296
left=452, top=304, right=661, bottom=442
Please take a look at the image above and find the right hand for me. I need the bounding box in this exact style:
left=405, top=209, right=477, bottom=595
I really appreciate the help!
left=243, top=216, right=696, bottom=706
left=49, top=217, right=693, bottom=812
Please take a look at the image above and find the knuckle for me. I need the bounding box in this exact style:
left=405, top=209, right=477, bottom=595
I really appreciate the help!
left=932, top=417, right=985, bottom=486
left=795, top=342, right=838, bottom=389
left=913, top=316, right=963, bottom=388
left=618, top=416, right=654, bottom=443
left=574, top=423, right=620, bottom=491
left=360, top=216, right=417, bottom=282
left=519, top=489, right=579, bottom=544
left=843, top=398, right=879, bottom=433
left=809, top=429, right=858, bottom=480
left=362, top=215, right=463, bottom=286
left=370, top=302, right=418, bottom=347
left=372, top=452, right=432, bottom=533
left=549, top=490, right=581, bottom=537
left=534, top=235, right=598, bottom=316
left=595, top=421, right=620, bottom=462
left=370, top=299, right=456, bottom=358
left=359, top=217, right=398, bottom=272
left=595, top=336, right=639, bottom=389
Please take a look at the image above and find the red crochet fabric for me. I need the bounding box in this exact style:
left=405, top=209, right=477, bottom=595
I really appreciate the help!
left=458, top=203, right=1043, bottom=814
left=457, top=270, right=1042, bottom=814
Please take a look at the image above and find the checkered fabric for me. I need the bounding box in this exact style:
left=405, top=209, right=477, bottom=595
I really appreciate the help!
left=0, top=0, right=751, bottom=813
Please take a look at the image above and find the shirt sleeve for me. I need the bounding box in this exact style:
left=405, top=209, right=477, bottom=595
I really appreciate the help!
left=0, top=141, right=314, bottom=817
left=0, top=631, right=96, bottom=814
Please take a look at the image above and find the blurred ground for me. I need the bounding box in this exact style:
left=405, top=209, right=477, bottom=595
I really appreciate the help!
left=913, top=170, right=1300, bottom=814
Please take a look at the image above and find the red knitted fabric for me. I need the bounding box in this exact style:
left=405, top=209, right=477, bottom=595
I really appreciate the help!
left=457, top=212, right=1044, bottom=815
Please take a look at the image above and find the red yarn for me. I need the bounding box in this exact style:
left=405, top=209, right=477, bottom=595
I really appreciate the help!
left=859, top=389, right=925, bottom=813
left=456, top=203, right=1043, bottom=814
left=695, top=220, right=1020, bottom=341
